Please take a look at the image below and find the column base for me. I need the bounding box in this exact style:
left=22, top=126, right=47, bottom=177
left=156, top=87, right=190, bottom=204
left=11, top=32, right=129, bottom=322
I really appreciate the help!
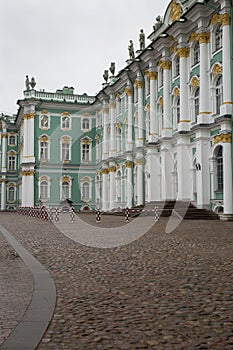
left=219, top=213, right=233, bottom=221
left=161, top=129, right=172, bottom=138
left=220, top=103, right=233, bottom=116
left=178, top=121, right=190, bottom=133
left=197, top=113, right=212, bottom=124
left=148, top=134, right=159, bottom=143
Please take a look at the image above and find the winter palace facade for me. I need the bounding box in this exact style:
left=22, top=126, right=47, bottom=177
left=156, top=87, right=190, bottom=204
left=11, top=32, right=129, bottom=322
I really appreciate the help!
left=1, top=0, right=233, bottom=219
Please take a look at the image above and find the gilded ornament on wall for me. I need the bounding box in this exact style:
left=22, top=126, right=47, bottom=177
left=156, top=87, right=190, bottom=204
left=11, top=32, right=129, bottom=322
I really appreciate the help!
left=171, top=1, right=182, bottom=22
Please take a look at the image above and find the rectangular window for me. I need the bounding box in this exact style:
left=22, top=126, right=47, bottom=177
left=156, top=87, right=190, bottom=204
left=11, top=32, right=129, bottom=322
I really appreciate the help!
left=62, top=143, right=70, bottom=161
left=82, top=144, right=90, bottom=161
left=8, top=156, right=16, bottom=170
left=40, top=142, right=48, bottom=160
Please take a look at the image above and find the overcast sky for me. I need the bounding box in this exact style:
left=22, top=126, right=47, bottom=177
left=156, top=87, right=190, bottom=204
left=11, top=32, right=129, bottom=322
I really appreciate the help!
left=0, top=0, right=169, bottom=115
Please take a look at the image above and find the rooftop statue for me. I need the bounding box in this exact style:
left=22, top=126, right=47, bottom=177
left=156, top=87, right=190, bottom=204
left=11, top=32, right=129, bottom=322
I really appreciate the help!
left=153, top=15, right=163, bottom=31
left=103, top=70, right=109, bottom=83
left=139, top=29, right=145, bottom=50
left=128, top=40, right=135, bottom=60
left=25, top=75, right=30, bottom=91
left=109, top=62, right=115, bottom=76
left=30, top=77, right=36, bottom=89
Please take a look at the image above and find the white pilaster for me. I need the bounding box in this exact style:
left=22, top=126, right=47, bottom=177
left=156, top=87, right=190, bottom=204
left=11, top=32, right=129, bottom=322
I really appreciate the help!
left=22, top=170, right=34, bottom=206
left=197, top=32, right=211, bottom=124
left=220, top=13, right=233, bottom=116
left=101, top=168, right=109, bottom=211
left=102, top=102, right=109, bottom=160
left=177, top=48, right=191, bottom=132
left=109, top=97, right=116, bottom=157
left=109, top=163, right=116, bottom=210
left=136, top=79, right=144, bottom=147
left=1, top=179, right=6, bottom=210
left=160, top=141, right=173, bottom=200
left=1, top=127, right=7, bottom=210
left=148, top=70, right=158, bottom=142
left=135, top=158, right=144, bottom=206
left=160, top=60, right=172, bottom=138
left=125, top=159, right=133, bottom=208
left=176, top=136, right=192, bottom=201
left=195, top=130, right=210, bottom=209
left=125, top=87, right=133, bottom=152
left=146, top=147, right=161, bottom=201
left=223, top=139, right=233, bottom=215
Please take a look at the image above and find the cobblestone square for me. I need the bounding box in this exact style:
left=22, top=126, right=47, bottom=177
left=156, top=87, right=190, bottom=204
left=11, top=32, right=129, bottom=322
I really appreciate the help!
left=0, top=212, right=233, bottom=349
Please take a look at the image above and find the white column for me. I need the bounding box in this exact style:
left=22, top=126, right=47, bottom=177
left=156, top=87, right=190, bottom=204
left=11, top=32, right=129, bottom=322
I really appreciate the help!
left=125, top=87, right=133, bottom=152
left=102, top=103, right=109, bottom=160
left=22, top=170, right=34, bottom=207
left=109, top=163, right=116, bottom=210
left=220, top=13, right=232, bottom=115
left=177, top=48, right=190, bottom=132
left=101, top=169, right=109, bottom=211
left=148, top=70, right=158, bottom=142
left=147, top=147, right=160, bottom=201
left=160, top=60, right=172, bottom=138
left=195, top=130, right=210, bottom=209
left=109, top=98, right=116, bottom=157
left=136, top=79, right=144, bottom=147
left=125, top=160, right=133, bottom=208
left=1, top=129, right=7, bottom=210
left=223, top=137, right=233, bottom=216
left=197, top=32, right=211, bottom=124
left=160, top=141, right=173, bottom=200
left=176, top=136, right=192, bottom=201
left=136, top=159, right=143, bottom=206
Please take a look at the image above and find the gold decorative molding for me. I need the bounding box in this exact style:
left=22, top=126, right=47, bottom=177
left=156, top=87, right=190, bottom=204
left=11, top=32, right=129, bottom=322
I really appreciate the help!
left=116, top=122, right=122, bottom=129
left=82, top=139, right=91, bottom=145
left=62, top=175, right=70, bottom=183
left=148, top=72, right=158, bottom=80
left=116, top=164, right=121, bottom=169
left=103, top=107, right=109, bottom=114
left=116, top=93, right=121, bottom=100
left=62, top=136, right=71, bottom=143
left=84, top=112, right=90, bottom=117
left=189, top=32, right=198, bottom=42
left=135, top=80, right=143, bottom=89
left=40, top=175, right=48, bottom=181
left=24, top=113, right=35, bottom=120
left=191, top=77, right=200, bottom=89
left=146, top=104, right=150, bottom=111
left=0, top=178, right=7, bottom=183
left=170, top=42, right=178, bottom=54
left=213, top=64, right=222, bottom=77
left=159, top=60, right=171, bottom=70
left=125, top=161, right=134, bottom=168
left=101, top=168, right=109, bottom=175
left=210, top=13, right=222, bottom=26
left=221, top=13, right=231, bottom=26
left=40, top=135, right=49, bottom=142
left=214, top=133, right=232, bottom=144
left=95, top=134, right=100, bottom=141
left=124, top=87, right=133, bottom=96
left=2, top=133, right=7, bottom=138
left=109, top=101, right=116, bottom=108
left=135, top=159, right=143, bottom=165
left=109, top=166, right=116, bottom=173
left=41, top=109, right=48, bottom=114
left=159, top=97, right=164, bottom=106
left=176, top=47, right=190, bottom=58
left=197, top=32, right=210, bottom=44
left=174, top=87, right=180, bottom=97
left=171, top=1, right=182, bottom=22
left=22, top=170, right=35, bottom=176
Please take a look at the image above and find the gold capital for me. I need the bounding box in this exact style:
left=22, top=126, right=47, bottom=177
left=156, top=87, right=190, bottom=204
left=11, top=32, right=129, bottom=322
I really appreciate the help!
left=214, top=133, right=232, bottom=144
left=176, top=47, right=190, bottom=58
left=222, top=13, right=231, bottom=26
left=197, top=32, right=210, bottom=44
left=125, top=161, right=134, bottom=168
left=103, top=107, right=109, bottom=114
left=109, top=166, right=116, bottom=173
left=101, top=168, right=109, bottom=175
left=109, top=102, right=116, bottom=109
left=191, top=77, right=200, bottom=90
left=124, top=87, right=133, bottom=96
left=171, top=1, right=182, bottom=22
left=22, top=170, right=35, bottom=176
left=148, top=72, right=158, bottom=80
left=135, top=80, right=143, bottom=89
left=159, top=60, right=171, bottom=70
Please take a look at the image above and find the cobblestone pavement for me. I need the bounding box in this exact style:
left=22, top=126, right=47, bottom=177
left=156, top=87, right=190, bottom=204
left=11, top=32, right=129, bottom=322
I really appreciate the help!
left=0, top=230, right=33, bottom=346
left=0, top=212, right=233, bottom=349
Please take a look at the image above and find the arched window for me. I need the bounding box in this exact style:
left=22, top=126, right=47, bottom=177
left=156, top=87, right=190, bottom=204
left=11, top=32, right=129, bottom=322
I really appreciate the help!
left=8, top=134, right=16, bottom=146
left=215, top=76, right=222, bottom=115
left=40, top=114, right=49, bottom=129
left=8, top=185, right=15, bottom=203
left=40, top=137, right=49, bottom=161
left=215, top=25, right=222, bottom=51
left=82, top=118, right=90, bottom=130
left=176, top=97, right=180, bottom=124
left=82, top=182, right=90, bottom=200
left=193, top=42, right=200, bottom=65
left=62, top=181, right=70, bottom=199
left=61, top=136, right=71, bottom=161
left=194, top=87, right=200, bottom=121
left=61, top=115, right=70, bottom=130
left=216, top=147, right=223, bottom=192
left=40, top=181, right=48, bottom=199
left=174, top=55, right=180, bottom=77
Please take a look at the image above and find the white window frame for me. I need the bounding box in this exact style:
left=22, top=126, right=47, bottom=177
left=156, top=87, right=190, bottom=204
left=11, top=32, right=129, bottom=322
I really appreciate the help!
left=38, top=176, right=51, bottom=202
left=61, top=114, right=71, bottom=131
left=39, top=113, right=50, bottom=130
left=80, top=176, right=92, bottom=202
left=81, top=118, right=90, bottom=131
left=60, top=136, right=72, bottom=162
left=7, top=183, right=16, bottom=203
left=60, top=176, right=72, bottom=200
left=39, top=135, right=50, bottom=161
left=8, top=152, right=17, bottom=171
left=8, top=133, right=17, bottom=146
left=81, top=137, right=92, bottom=163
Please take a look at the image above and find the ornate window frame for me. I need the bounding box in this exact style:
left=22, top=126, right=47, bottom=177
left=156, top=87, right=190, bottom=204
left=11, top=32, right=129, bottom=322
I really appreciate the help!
left=39, top=111, right=50, bottom=130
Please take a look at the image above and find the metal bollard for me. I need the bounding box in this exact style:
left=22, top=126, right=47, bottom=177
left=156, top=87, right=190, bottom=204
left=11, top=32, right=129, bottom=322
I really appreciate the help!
left=70, top=206, right=75, bottom=222
left=154, top=206, right=160, bottom=222
left=96, top=208, right=101, bottom=223
left=55, top=207, right=59, bottom=222
left=125, top=207, right=130, bottom=222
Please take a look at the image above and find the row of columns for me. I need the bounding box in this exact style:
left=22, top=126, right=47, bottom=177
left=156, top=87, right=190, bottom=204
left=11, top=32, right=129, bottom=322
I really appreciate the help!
left=1, top=122, right=7, bottom=210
